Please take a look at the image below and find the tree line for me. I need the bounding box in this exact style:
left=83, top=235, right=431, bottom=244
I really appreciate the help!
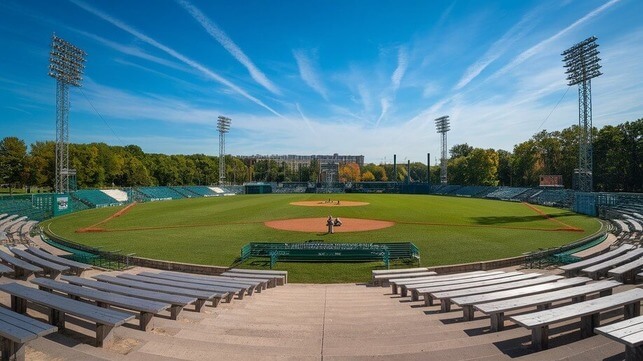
left=0, top=118, right=640, bottom=193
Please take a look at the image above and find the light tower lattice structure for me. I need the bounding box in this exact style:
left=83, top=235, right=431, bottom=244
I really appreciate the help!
left=49, top=34, right=86, bottom=194
left=217, top=116, right=231, bottom=185
left=562, top=36, right=602, bottom=192
left=435, top=115, right=450, bottom=185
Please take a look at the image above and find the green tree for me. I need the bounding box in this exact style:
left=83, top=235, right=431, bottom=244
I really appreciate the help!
left=0, top=137, right=28, bottom=193
left=512, top=140, right=540, bottom=186
left=29, top=141, right=56, bottom=189
left=124, top=156, right=152, bottom=186
left=450, top=143, right=474, bottom=158
left=409, top=162, right=428, bottom=182
left=496, top=149, right=512, bottom=186
left=467, top=148, right=498, bottom=186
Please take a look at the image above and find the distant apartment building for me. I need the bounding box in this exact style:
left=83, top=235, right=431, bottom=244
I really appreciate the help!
left=237, top=154, right=364, bottom=183
left=238, top=153, right=364, bottom=170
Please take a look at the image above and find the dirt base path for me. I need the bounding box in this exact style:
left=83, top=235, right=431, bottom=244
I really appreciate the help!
left=290, top=201, right=369, bottom=207
left=265, top=217, right=394, bottom=233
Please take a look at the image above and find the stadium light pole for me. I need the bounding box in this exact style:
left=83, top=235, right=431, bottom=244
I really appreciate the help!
left=562, top=36, right=602, bottom=192
left=49, top=34, right=86, bottom=194
left=217, top=116, right=231, bottom=185
left=435, top=116, right=450, bottom=185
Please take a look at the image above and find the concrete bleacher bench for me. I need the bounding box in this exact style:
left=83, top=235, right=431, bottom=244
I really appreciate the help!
left=8, top=248, right=69, bottom=279
left=224, top=268, right=288, bottom=285
left=390, top=270, right=492, bottom=295
left=141, top=271, right=263, bottom=295
left=559, top=244, right=635, bottom=277
left=389, top=271, right=490, bottom=295
left=581, top=248, right=643, bottom=280
left=614, top=219, right=631, bottom=233
left=0, top=282, right=135, bottom=347
left=0, top=263, right=13, bottom=276
left=431, top=275, right=564, bottom=313
left=26, top=247, right=93, bottom=276
left=160, top=270, right=269, bottom=292
left=452, top=277, right=591, bottom=321
left=0, top=215, right=18, bottom=228
left=118, top=273, right=242, bottom=301
left=372, top=271, right=437, bottom=287
left=408, top=271, right=523, bottom=302
left=227, top=268, right=288, bottom=282
left=30, top=277, right=169, bottom=331
left=394, top=271, right=503, bottom=297
left=476, top=280, right=621, bottom=332
left=62, top=275, right=195, bottom=319
left=219, top=271, right=283, bottom=288
left=595, top=315, right=643, bottom=361
left=0, top=250, right=43, bottom=279
left=608, top=256, right=643, bottom=284
left=93, top=274, right=224, bottom=311
left=0, top=306, right=58, bottom=361
left=371, top=267, right=429, bottom=286
left=417, top=273, right=543, bottom=306
left=625, top=217, right=643, bottom=232
left=510, top=287, right=643, bottom=351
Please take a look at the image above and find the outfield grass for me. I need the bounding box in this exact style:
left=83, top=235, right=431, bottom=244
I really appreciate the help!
left=42, top=194, right=601, bottom=283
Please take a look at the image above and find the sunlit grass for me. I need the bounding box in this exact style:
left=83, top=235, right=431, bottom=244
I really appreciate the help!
left=42, top=194, right=601, bottom=283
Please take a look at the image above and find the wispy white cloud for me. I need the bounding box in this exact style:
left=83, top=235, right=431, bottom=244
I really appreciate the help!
left=69, top=0, right=283, bottom=118
left=375, top=98, right=390, bottom=127
left=72, top=28, right=190, bottom=73
left=493, top=0, right=621, bottom=79
left=454, top=9, right=538, bottom=90
left=176, top=0, right=281, bottom=95
left=293, top=49, right=328, bottom=100
left=4, top=106, right=33, bottom=115
left=78, top=78, right=222, bottom=125
left=391, top=46, right=408, bottom=92
left=295, top=103, right=315, bottom=132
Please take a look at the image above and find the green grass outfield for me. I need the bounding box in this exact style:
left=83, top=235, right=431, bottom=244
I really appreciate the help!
left=42, top=194, right=601, bottom=283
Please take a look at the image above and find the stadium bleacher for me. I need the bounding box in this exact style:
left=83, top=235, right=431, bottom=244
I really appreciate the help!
left=0, top=197, right=49, bottom=221
left=451, top=186, right=497, bottom=197
left=485, top=186, right=530, bottom=200
left=532, top=189, right=573, bottom=207
left=182, top=186, right=218, bottom=197
left=71, top=189, right=121, bottom=208
left=101, top=189, right=128, bottom=202
left=136, top=186, right=186, bottom=201
left=432, top=185, right=462, bottom=195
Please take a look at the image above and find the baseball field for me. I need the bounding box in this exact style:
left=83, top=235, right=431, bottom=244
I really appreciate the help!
left=41, top=194, right=601, bottom=283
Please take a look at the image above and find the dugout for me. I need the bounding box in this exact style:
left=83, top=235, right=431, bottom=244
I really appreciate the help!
left=244, top=183, right=272, bottom=194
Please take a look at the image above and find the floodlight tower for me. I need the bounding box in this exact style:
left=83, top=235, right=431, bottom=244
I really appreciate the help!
left=562, top=36, right=602, bottom=192
left=217, top=116, right=231, bottom=185
left=435, top=115, right=450, bottom=185
left=48, top=34, right=86, bottom=194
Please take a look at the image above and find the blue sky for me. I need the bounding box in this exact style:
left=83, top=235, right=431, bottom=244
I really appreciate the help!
left=1, top=0, right=641, bottom=164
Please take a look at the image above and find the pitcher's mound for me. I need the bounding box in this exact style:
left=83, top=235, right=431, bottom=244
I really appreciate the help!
left=265, top=217, right=394, bottom=233
left=290, top=201, right=369, bottom=207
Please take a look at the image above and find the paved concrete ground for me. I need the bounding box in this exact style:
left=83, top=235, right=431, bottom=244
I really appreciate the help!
left=0, top=265, right=638, bottom=361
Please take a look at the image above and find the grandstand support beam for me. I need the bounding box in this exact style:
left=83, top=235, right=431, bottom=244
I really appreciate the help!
left=562, top=36, right=602, bottom=192
left=435, top=116, right=450, bottom=185
left=427, top=153, right=431, bottom=188
left=217, top=116, right=231, bottom=185
left=49, top=34, right=86, bottom=194
left=393, top=154, right=397, bottom=183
